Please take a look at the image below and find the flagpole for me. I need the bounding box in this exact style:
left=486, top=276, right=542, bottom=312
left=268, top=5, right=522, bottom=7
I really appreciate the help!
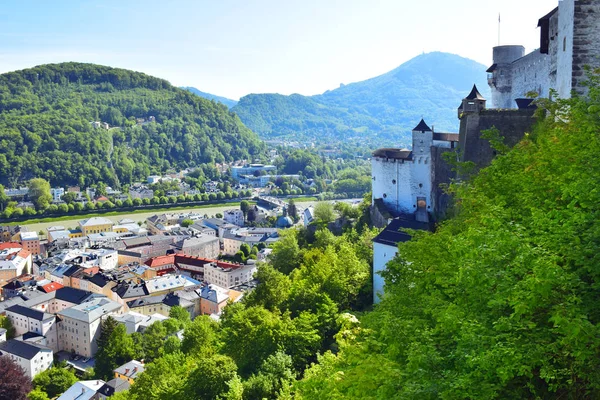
left=498, top=13, right=501, bottom=46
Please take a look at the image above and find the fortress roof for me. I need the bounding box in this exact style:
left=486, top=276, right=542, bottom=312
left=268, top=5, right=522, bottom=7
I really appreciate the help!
left=412, top=119, right=432, bottom=132
left=372, top=148, right=412, bottom=160
left=465, top=85, right=486, bottom=100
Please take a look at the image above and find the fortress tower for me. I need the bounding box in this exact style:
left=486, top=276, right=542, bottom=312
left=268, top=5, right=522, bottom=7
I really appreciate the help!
left=487, top=0, right=600, bottom=109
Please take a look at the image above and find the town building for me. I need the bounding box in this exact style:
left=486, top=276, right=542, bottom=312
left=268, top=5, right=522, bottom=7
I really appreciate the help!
left=79, top=217, right=114, bottom=236
left=0, top=244, right=32, bottom=285
left=50, top=187, right=65, bottom=202
left=231, top=163, right=277, bottom=181
left=57, top=297, right=123, bottom=358
left=223, top=209, right=245, bottom=227
left=222, top=228, right=279, bottom=256
left=57, top=380, right=106, bottom=400
left=171, top=236, right=220, bottom=259
left=113, top=360, right=145, bottom=384
left=19, top=231, right=40, bottom=256
left=203, top=261, right=256, bottom=289
left=0, top=339, right=53, bottom=379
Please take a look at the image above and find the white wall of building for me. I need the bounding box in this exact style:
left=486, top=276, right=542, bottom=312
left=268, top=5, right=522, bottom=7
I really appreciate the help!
left=373, top=242, right=398, bottom=304
left=557, top=0, right=575, bottom=99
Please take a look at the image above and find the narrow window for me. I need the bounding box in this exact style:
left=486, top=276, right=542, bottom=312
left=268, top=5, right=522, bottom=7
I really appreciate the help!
left=563, top=37, right=566, bottom=52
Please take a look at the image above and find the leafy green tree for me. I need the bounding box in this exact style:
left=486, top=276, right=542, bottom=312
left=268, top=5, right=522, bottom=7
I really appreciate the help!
left=184, top=354, right=239, bottom=400
left=180, top=219, right=194, bottom=228
left=240, top=243, right=251, bottom=258
left=27, top=388, right=49, bottom=400
left=269, top=229, right=302, bottom=274
left=240, top=200, right=250, bottom=217
left=32, top=367, right=78, bottom=398
left=244, top=265, right=291, bottom=311
left=28, top=178, right=52, bottom=210
left=143, top=321, right=167, bottom=362
left=169, top=306, right=191, bottom=326
left=243, top=351, right=296, bottom=400
left=61, top=192, right=78, bottom=204
left=181, top=316, right=219, bottom=357
left=128, top=352, right=195, bottom=400
left=95, top=319, right=135, bottom=380
left=313, top=202, right=335, bottom=225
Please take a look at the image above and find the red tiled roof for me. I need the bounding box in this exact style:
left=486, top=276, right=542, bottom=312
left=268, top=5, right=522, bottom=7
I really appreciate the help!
left=145, top=255, right=175, bottom=268
left=41, top=282, right=63, bottom=293
left=96, top=196, right=110, bottom=202
left=16, top=249, right=31, bottom=259
left=0, top=242, right=22, bottom=250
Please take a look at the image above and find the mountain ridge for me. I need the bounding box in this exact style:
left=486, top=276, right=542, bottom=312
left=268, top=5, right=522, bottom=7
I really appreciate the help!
left=182, top=87, right=238, bottom=108
left=232, top=52, right=490, bottom=145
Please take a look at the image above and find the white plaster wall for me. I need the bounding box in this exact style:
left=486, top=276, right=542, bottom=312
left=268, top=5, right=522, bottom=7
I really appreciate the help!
left=373, top=242, right=398, bottom=303
left=371, top=157, right=412, bottom=214
left=510, top=50, right=553, bottom=101
left=411, top=131, right=434, bottom=212
left=557, top=0, right=575, bottom=99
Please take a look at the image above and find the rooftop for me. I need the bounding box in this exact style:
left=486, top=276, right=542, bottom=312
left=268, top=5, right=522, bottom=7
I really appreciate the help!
left=0, top=339, right=50, bottom=360
left=58, top=297, right=122, bottom=323
left=6, top=304, right=53, bottom=321
left=79, top=217, right=114, bottom=227
left=373, top=216, right=433, bottom=247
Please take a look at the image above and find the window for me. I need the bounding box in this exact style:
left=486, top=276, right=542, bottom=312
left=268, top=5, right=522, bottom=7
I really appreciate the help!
left=392, top=179, right=396, bottom=184
left=383, top=193, right=387, bottom=198
left=563, top=37, right=566, bottom=52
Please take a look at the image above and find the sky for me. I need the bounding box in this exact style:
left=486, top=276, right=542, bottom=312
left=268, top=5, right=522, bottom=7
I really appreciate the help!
left=0, top=0, right=557, bottom=100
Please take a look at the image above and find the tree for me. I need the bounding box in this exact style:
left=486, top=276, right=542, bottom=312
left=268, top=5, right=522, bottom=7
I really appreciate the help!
left=240, top=243, right=251, bottom=258
left=143, top=321, right=167, bottom=362
left=0, top=355, right=32, bottom=400
left=245, top=264, right=291, bottom=311
left=270, top=229, right=302, bottom=275
left=28, top=178, right=52, bottom=210
left=95, top=318, right=135, bottom=380
left=27, top=388, right=49, bottom=400
left=246, top=207, right=258, bottom=222
left=240, top=200, right=250, bottom=217
left=169, top=306, right=191, bottom=326
left=32, top=367, right=78, bottom=398
left=287, top=199, right=298, bottom=220
left=243, top=351, right=296, bottom=400
left=215, top=212, right=223, bottom=218
left=60, top=192, right=78, bottom=204
left=313, top=202, right=335, bottom=225
left=184, top=354, right=239, bottom=400
left=0, top=315, right=16, bottom=339
left=128, top=352, right=195, bottom=400
left=180, top=219, right=194, bottom=228
left=181, top=316, right=219, bottom=357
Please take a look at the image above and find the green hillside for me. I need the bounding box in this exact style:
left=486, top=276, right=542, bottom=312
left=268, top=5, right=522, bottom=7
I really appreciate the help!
left=232, top=52, right=490, bottom=145
left=181, top=86, right=238, bottom=108
left=0, top=63, right=264, bottom=187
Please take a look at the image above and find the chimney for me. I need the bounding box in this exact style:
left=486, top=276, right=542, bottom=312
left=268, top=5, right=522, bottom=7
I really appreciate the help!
left=133, top=367, right=138, bottom=373
left=125, top=368, right=130, bottom=375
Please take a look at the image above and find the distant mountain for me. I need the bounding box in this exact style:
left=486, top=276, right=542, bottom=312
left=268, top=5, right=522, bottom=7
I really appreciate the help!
left=232, top=52, right=490, bottom=145
left=182, top=87, right=238, bottom=108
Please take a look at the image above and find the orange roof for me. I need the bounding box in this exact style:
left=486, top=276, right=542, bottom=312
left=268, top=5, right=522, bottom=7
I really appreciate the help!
left=16, top=249, right=31, bottom=259
left=145, top=255, right=175, bottom=268
left=82, top=266, right=100, bottom=275
left=96, top=196, right=110, bottom=202
left=41, top=282, right=63, bottom=293
left=0, top=242, right=22, bottom=250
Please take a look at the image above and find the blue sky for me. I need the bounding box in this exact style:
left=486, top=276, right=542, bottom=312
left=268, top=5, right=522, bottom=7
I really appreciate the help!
left=0, top=0, right=556, bottom=99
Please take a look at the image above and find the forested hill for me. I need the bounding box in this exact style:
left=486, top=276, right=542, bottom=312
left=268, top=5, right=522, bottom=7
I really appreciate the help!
left=232, top=52, right=490, bottom=145
left=181, top=86, right=238, bottom=108
left=0, top=63, right=264, bottom=187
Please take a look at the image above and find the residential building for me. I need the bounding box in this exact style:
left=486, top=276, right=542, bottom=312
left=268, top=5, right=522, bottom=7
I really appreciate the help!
left=58, top=380, right=106, bottom=400
left=0, top=339, right=53, bottom=379
left=0, top=225, right=23, bottom=243
left=203, top=261, right=257, bottom=289
left=200, top=284, right=242, bottom=315
left=78, top=217, right=114, bottom=236
left=0, top=328, right=6, bottom=342
left=231, top=163, right=276, bottom=180
left=222, top=228, right=279, bottom=256
left=94, top=378, right=130, bottom=399
left=20, top=231, right=40, bottom=255
left=223, top=209, right=244, bottom=227
left=5, top=304, right=56, bottom=339
left=171, top=236, right=219, bottom=259
left=0, top=244, right=32, bottom=285
left=57, top=297, right=123, bottom=357
left=113, top=311, right=168, bottom=334
left=114, top=360, right=145, bottom=384
left=50, top=187, right=65, bottom=202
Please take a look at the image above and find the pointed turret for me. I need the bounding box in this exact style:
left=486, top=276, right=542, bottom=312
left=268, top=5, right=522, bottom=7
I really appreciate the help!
left=412, top=118, right=432, bottom=132
left=465, top=84, right=486, bottom=101
left=459, top=84, right=486, bottom=118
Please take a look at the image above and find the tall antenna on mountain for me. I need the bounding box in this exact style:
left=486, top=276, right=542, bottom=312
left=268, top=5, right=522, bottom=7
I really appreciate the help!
left=498, top=13, right=501, bottom=45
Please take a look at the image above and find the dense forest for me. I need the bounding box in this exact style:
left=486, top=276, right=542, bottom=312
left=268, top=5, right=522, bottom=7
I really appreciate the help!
left=0, top=63, right=264, bottom=188
left=232, top=52, right=490, bottom=146
left=182, top=86, right=238, bottom=108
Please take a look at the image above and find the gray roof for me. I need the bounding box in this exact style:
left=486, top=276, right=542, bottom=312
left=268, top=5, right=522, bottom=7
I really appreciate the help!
left=373, top=217, right=433, bottom=247
left=6, top=304, right=53, bottom=321
left=113, top=360, right=145, bottom=379
left=0, top=339, right=50, bottom=360
left=58, top=298, right=122, bottom=323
